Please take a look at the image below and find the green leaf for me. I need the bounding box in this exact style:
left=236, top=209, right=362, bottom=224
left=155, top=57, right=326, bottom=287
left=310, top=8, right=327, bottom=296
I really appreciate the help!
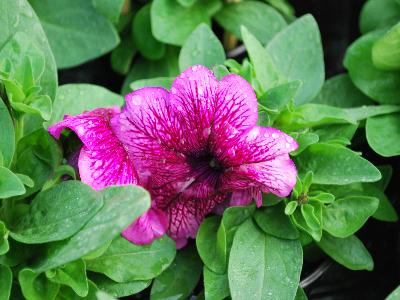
left=133, top=4, right=165, bottom=60
left=229, top=220, right=302, bottom=300
left=0, top=98, right=15, bottom=168
left=386, top=285, right=400, bottom=300
left=291, top=133, right=319, bottom=156
left=323, top=196, right=379, bottom=238
left=366, top=113, right=400, bottom=157
left=86, top=236, right=175, bottom=282
left=179, top=24, right=225, bottom=71
left=33, top=185, right=151, bottom=273
left=266, top=14, right=324, bottom=104
left=216, top=204, right=256, bottom=271
left=374, top=165, right=393, bottom=191
left=150, top=245, right=202, bottom=300
left=10, top=181, right=102, bottom=243
left=241, top=26, right=281, bottom=90
left=346, top=105, right=400, bottom=121
left=110, top=33, right=136, bottom=75
left=295, top=143, right=381, bottom=185
left=314, top=124, right=358, bottom=144
left=96, top=290, right=117, bottom=300
left=57, top=280, right=98, bottom=300
left=92, top=0, right=124, bottom=23
left=30, top=0, right=119, bottom=69
left=0, top=167, right=26, bottom=198
left=203, top=267, right=230, bottom=300
left=0, top=265, right=12, bottom=300
left=372, top=22, right=400, bottom=70
left=253, top=202, right=299, bottom=239
left=360, top=184, right=398, bottom=222
left=313, top=74, right=373, bottom=107
left=295, top=287, right=308, bottom=300
left=121, top=49, right=179, bottom=95
left=215, top=1, right=286, bottom=44
left=0, top=222, right=9, bottom=255
left=14, top=129, right=62, bottom=197
left=151, top=0, right=221, bottom=46
left=130, top=77, right=174, bottom=91
left=177, top=0, right=197, bottom=7
left=19, top=269, right=60, bottom=300
left=46, top=259, right=88, bottom=297
left=344, top=30, right=400, bottom=104
left=291, top=204, right=322, bottom=241
left=360, top=0, right=400, bottom=33
left=301, top=204, right=320, bottom=230
left=91, top=273, right=151, bottom=298
left=285, top=201, right=298, bottom=215
left=49, top=84, right=123, bottom=124
left=0, top=0, right=57, bottom=100
left=317, top=233, right=374, bottom=271
left=196, top=216, right=225, bottom=274
left=212, top=65, right=230, bottom=80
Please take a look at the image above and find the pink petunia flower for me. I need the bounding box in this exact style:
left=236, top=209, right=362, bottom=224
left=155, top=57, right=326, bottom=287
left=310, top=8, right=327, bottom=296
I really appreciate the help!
left=48, top=65, right=298, bottom=248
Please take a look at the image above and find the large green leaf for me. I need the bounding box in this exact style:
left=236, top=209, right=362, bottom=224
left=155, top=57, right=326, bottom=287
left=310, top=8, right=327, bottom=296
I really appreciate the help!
left=10, top=181, right=102, bottom=244
left=0, top=222, right=9, bottom=256
left=30, top=0, right=119, bottom=68
left=0, top=265, right=12, bottom=300
left=92, top=0, right=124, bottom=23
left=151, top=0, right=221, bottom=46
left=372, top=22, right=400, bottom=70
left=228, top=219, right=302, bottom=300
left=49, top=84, right=123, bottom=125
left=0, top=98, right=15, bottom=168
left=295, top=143, right=381, bottom=185
left=386, top=285, right=400, bottom=300
left=215, top=1, right=286, bottom=44
left=0, top=0, right=57, bottom=100
left=313, top=74, right=373, bottom=107
left=360, top=0, right=400, bottom=33
left=366, top=113, right=400, bottom=157
left=132, top=4, right=165, bottom=60
left=344, top=30, right=400, bottom=104
left=33, top=186, right=150, bottom=272
left=150, top=245, right=202, bottom=300
left=317, top=233, right=374, bottom=271
left=323, top=196, right=379, bottom=238
left=179, top=24, right=225, bottom=71
left=86, top=236, right=176, bottom=282
left=0, top=167, right=25, bottom=198
left=266, top=14, right=324, bottom=104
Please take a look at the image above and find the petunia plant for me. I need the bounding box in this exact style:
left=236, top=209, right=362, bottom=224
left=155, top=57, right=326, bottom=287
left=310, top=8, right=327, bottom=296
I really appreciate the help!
left=0, top=0, right=399, bottom=300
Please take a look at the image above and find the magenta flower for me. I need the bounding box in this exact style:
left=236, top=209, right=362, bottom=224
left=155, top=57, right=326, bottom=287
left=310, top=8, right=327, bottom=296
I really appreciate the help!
left=49, top=65, right=298, bottom=248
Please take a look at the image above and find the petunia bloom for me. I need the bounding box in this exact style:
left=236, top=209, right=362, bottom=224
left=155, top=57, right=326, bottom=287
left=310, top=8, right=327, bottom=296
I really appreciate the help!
left=48, top=65, right=298, bottom=248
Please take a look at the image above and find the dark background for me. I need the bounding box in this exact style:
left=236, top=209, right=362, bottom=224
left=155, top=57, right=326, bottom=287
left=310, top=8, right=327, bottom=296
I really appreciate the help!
left=59, top=1, right=400, bottom=299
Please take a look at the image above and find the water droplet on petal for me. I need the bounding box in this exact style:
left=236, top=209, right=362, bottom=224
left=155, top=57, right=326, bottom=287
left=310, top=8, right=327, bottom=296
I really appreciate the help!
left=272, top=133, right=279, bottom=138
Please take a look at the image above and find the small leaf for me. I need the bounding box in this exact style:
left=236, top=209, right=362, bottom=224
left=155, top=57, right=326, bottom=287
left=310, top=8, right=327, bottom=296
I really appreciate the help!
left=0, top=265, right=12, bottom=300
left=0, top=98, right=15, bottom=168
left=150, top=245, right=202, bottom=300
left=215, top=1, right=286, bottom=44
left=46, top=259, right=88, bottom=297
left=366, top=113, right=400, bottom=157
left=0, top=222, right=9, bottom=255
left=302, top=171, right=313, bottom=193
left=360, top=0, right=400, bottom=33
left=179, top=24, right=225, bottom=71
left=317, top=233, right=374, bottom=271
left=323, top=196, right=379, bottom=238
left=19, top=269, right=60, bottom=300
left=254, top=202, right=299, bottom=239
left=203, top=267, right=230, bottom=300
left=0, top=167, right=26, bottom=198
left=133, top=4, right=165, bottom=60
left=91, top=273, right=151, bottom=298
left=291, top=133, right=319, bottom=156
left=285, top=201, right=298, bottom=215
left=386, top=285, right=400, bottom=300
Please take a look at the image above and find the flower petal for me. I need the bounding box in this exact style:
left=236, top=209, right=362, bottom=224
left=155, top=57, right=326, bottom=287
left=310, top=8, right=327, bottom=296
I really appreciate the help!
left=169, top=65, right=219, bottom=154
left=122, top=207, right=168, bottom=245
left=166, top=193, right=226, bottom=248
left=230, top=187, right=262, bottom=207
left=48, top=107, right=137, bottom=189
left=213, top=74, right=258, bottom=133
left=221, top=127, right=298, bottom=197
